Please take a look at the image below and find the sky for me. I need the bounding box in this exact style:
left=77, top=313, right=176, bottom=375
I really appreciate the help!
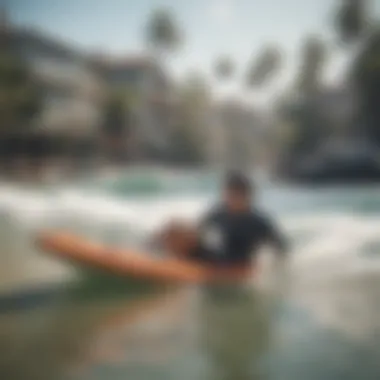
left=7, top=0, right=377, bottom=106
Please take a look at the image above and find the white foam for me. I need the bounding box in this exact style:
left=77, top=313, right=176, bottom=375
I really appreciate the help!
left=0, top=182, right=379, bottom=286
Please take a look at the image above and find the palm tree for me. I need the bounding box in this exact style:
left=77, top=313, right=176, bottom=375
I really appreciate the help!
left=296, top=35, right=328, bottom=95
left=276, top=36, right=328, bottom=166
left=351, top=27, right=380, bottom=143
left=245, top=44, right=283, bottom=88
left=214, top=55, right=235, bottom=81
left=335, top=0, right=369, bottom=43
left=333, top=0, right=380, bottom=144
left=144, top=7, right=182, bottom=61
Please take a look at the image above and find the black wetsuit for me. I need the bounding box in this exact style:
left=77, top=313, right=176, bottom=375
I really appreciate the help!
left=192, top=206, right=287, bottom=266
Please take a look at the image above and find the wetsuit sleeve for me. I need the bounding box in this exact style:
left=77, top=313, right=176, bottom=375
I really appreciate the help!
left=260, top=216, right=288, bottom=257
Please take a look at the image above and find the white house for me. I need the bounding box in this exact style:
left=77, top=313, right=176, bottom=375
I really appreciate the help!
left=4, top=10, right=103, bottom=136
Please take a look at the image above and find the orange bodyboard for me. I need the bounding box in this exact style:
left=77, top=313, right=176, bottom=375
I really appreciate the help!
left=37, top=232, right=252, bottom=285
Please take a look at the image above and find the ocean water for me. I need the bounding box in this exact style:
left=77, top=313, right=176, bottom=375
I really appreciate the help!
left=0, top=170, right=379, bottom=380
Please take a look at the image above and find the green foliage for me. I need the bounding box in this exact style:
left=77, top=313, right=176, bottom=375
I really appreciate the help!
left=352, top=26, right=380, bottom=86
left=101, top=90, right=133, bottom=137
left=333, top=0, right=380, bottom=144
left=277, top=0, right=377, bottom=173
left=170, top=124, right=204, bottom=164
left=145, top=7, right=182, bottom=56
left=335, top=0, right=368, bottom=43
left=352, top=25, right=380, bottom=142
left=0, top=50, right=42, bottom=131
left=296, top=35, right=327, bottom=95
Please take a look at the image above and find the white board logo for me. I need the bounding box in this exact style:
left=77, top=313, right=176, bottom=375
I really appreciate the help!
left=202, top=226, right=223, bottom=255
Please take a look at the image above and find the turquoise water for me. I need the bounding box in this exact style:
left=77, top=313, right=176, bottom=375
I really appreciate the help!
left=0, top=170, right=379, bottom=380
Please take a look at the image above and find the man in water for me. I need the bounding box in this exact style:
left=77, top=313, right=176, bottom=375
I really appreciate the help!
left=157, top=171, right=287, bottom=271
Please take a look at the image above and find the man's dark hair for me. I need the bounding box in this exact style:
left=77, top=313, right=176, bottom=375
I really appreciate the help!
left=224, top=171, right=252, bottom=194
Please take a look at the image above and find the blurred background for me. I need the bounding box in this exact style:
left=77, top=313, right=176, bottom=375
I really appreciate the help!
left=1, top=0, right=380, bottom=379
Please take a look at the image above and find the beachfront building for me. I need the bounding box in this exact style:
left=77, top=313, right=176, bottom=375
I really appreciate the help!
left=4, top=12, right=103, bottom=137
left=3, top=8, right=176, bottom=164
left=0, top=9, right=106, bottom=178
